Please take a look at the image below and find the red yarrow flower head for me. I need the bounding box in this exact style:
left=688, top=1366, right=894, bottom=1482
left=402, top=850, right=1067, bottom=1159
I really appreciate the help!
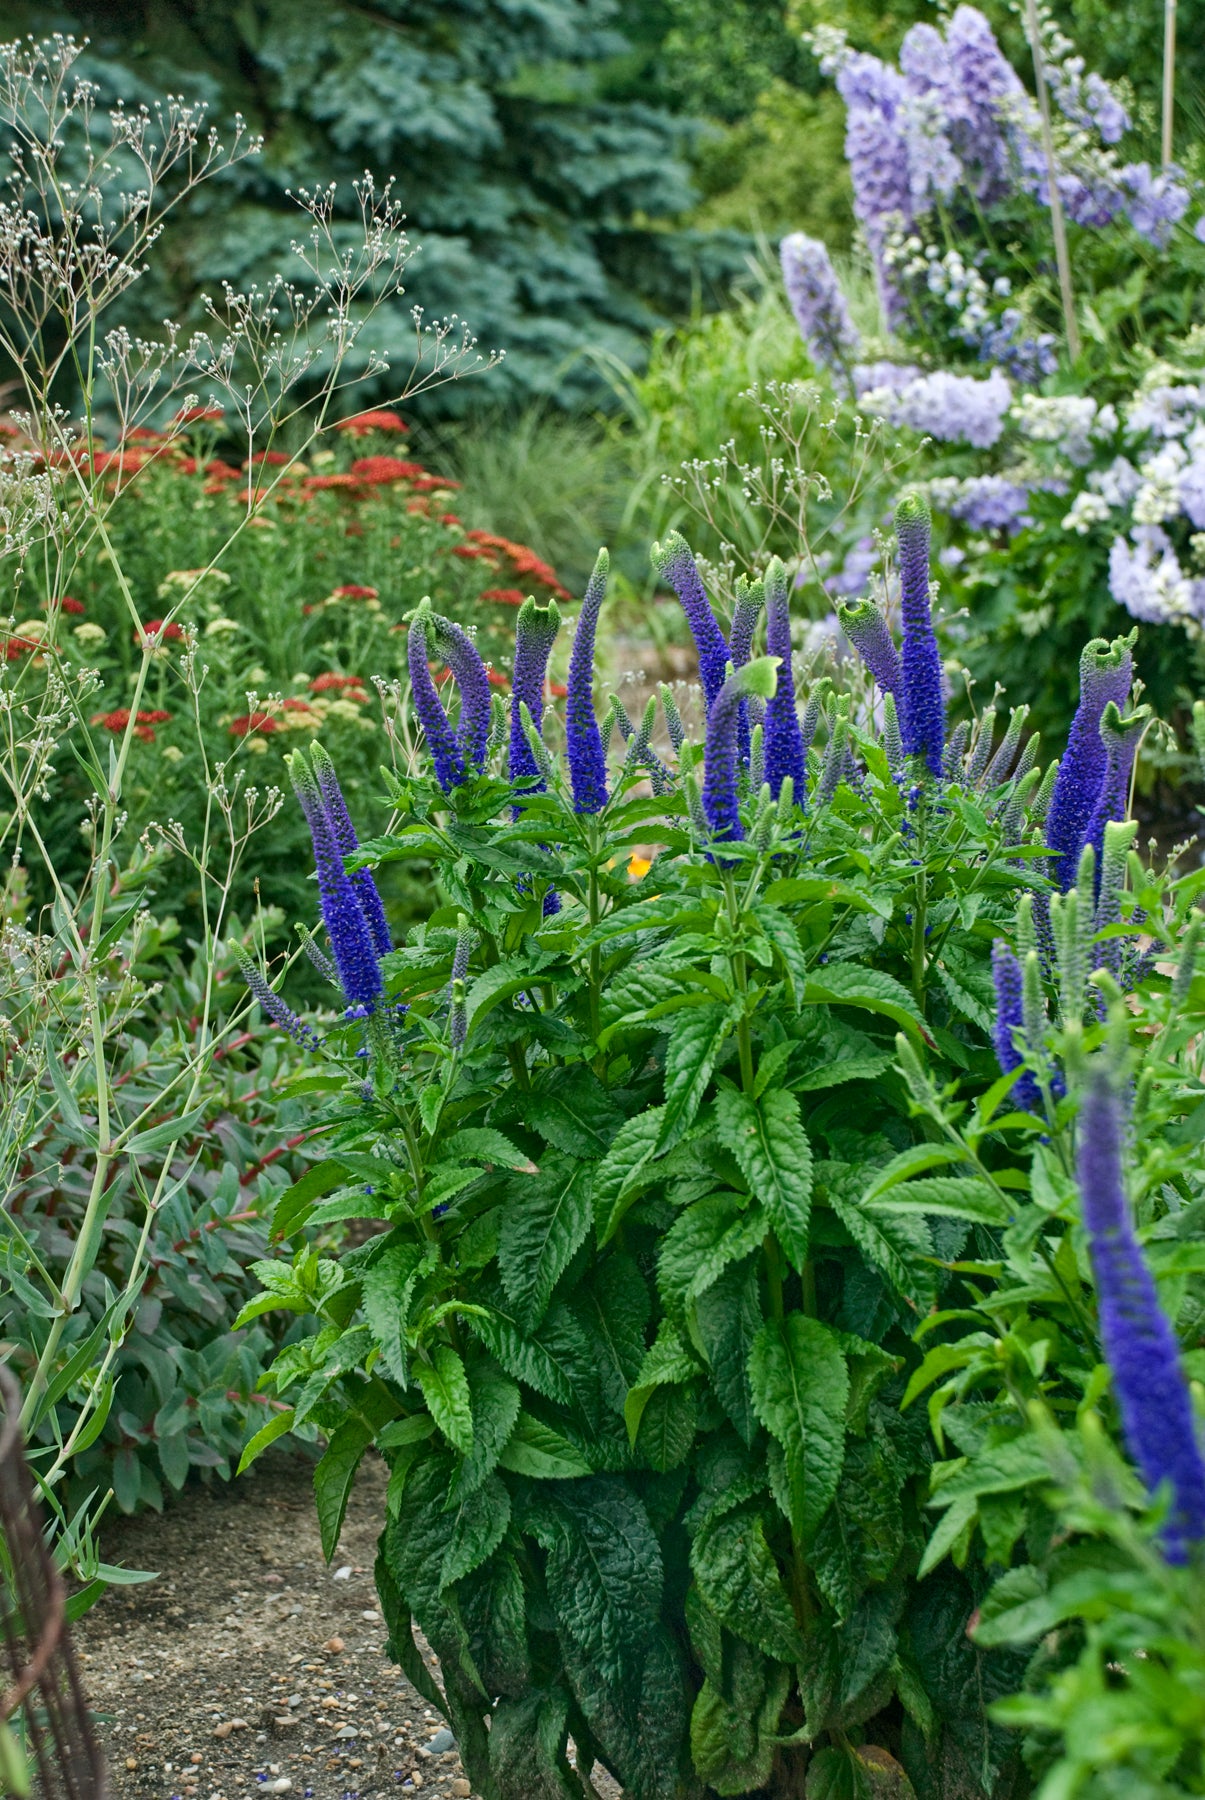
left=246, top=450, right=291, bottom=466
left=174, top=405, right=224, bottom=424
left=349, top=456, right=425, bottom=483
left=90, top=708, right=170, bottom=741
left=229, top=712, right=278, bottom=737
left=335, top=409, right=408, bottom=436
left=4, top=635, right=42, bottom=660
left=331, top=584, right=379, bottom=600
left=480, top=587, right=526, bottom=606
left=44, top=595, right=85, bottom=615
left=136, top=620, right=185, bottom=644
left=309, top=673, right=369, bottom=695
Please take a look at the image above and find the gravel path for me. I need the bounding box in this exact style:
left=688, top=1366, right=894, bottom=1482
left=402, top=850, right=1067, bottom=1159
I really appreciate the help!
left=74, top=1449, right=476, bottom=1800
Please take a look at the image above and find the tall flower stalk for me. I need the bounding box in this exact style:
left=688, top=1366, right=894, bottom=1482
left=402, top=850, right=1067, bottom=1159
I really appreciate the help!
left=896, top=492, right=945, bottom=774
left=566, top=550, right=610, bottom=815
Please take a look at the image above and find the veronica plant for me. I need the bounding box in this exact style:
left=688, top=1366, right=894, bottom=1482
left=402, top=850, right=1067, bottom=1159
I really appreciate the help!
left=234, top=487, right=1164, bottom=1798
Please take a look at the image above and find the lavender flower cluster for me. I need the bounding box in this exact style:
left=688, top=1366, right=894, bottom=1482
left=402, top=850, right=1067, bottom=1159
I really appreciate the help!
left=855, top=363, right=1012, bottom=449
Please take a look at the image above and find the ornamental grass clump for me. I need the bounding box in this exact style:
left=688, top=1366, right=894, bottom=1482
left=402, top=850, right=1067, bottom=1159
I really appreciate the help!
left=238, top=464, right=1202, bottom=1798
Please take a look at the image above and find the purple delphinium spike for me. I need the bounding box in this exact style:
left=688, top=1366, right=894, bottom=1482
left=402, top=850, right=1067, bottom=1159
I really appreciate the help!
left=896, top=492, right=945, bottom=775
left=289, top=752, right=383, bottom=1012
left=1083, top=704, right=1149, bottom=897
left=1078, top=1069, right=1205, bottom=1563
left=310, top=741, right=391, bottom=959
left=780, top=232, right=861, bottom=374
left=763, top=558, right=807, bottom=804
left=234, top=950, right=322, bottom=1051
left=407, top=610, right=466, bottom=793
left=431, top=614, right=491, bottom=775
left=509, top=598, right=561, bottom=792
left=838, top=597, right=902, bottom=698
left=651, top=531, right=731, bottom=712
left=991, top=941, right=1042, bottom=1112
left=566, top=549, right=610, bottom=815
left=1045, top=634, right=1135, bottom=891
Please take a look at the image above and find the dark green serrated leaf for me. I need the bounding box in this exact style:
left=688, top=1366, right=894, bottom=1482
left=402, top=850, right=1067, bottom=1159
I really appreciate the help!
left=488, top=1688, right=579, bottom=1800
left=690, top=1499, right=804, bottom=1664
left=361, top=1242, right=434, bottom=1388
left=658, top=1191, right=767, bottom=1323
left=449, top=1356, right=521, bottom=1500
left=716, top=1085, right=813, bottom=1272
left=498, top=1157, right=594, bottom=1327
left=441, top=1472, right=512, bottom=1588
left=314, top=1415, right=374, bottom=1563
left=415, top=1346, right=473, bottom=1454
left=659, top=1005, right=735, bottom=1150
left=694, top=1256, right=763, bottom=1447
left=750, top=1316, right=848, bottom=1549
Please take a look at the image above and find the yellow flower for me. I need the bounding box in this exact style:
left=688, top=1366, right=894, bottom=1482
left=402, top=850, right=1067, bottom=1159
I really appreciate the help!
left=628, top=854, right=653, bottom=880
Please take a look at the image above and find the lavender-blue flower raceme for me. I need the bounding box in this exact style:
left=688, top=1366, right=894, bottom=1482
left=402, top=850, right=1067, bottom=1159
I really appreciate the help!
left=837, top=598, right=902, bottom=698
left=896, top=492, right=945, bottom=774
left=289, top=751, right=383, bottom=1012
left=702, top=658, right=779, bottom=845
left=234, top=950, right=322, bottom=1052
left=780, top=232, right=861, bottom=373
left=310, top=741, right=391, bottom=959
left=407, top=608, right=466, bottom=793
left=1044, top=634, right=1134, bottom=891
left=1079, top=1070, right=1205, bottom=1563
left=566, top=549, right=610, bottom=816
left=990, top=941, right=1042, bottom=1112
left=763, top=558, right=807, bottom=803
left=651, top=531, right=731, bottom=712
left=509, top=599, right=561, bottom=791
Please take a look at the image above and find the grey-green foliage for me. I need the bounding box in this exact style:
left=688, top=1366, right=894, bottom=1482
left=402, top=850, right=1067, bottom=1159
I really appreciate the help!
left=3, top=0, right=749, bottom=414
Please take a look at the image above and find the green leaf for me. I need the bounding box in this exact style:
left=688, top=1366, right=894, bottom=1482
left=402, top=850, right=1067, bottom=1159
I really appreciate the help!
left=803, top=964, right=928, bottom=1039
left=441, top=1472, right=512, bottom=1588
left=450, top=1358, right=521, bottom=1500
left=415, top=1346, right=474, bottom=1454
left=793, top=1052, right=892, bottom=1093
left=866, top=1176, right=1011, bottom=1227
left=124, top=1103, right=209, bottom=1156
left=624, top=1319, right=699, bottom=1445
left=498, top=1156, right=594, bottom=1327
left=749, top=1317, right=848, bottom=1548
left=488, top=1688, right=580, bottom=1800
left=271, top=1159, right=346, bottom=1237
left=862, top=1144, right=968, bottom=1199
left=634, top=1383, right=698, bottom=1472
left=659, top=1005, right=735, bottom=1150
left=237, top=1407, right=295, bottom=1475
left=825, top=1184, right=936, bottom=1311
left=498, top=1411, right=594, bottom=1479
left=695, top=1256, right=763, bottom=1446
left=465, top=958, right=537, bottom=1033
left=466, top=1305, right=573, bottom=1405
left=361, top=1242, right=434, bottom=1388
left=594, top=1107, right=666, bottom=1245
left=753, top=903, right=810, bottom=1009
left=522, top=1067, right=623, bottom=1159
left=657, top=1191, right=767, bottom=1321
left=440, top=1127, right=531, bottom=1169
left=691, top=1498, right=805, bottom=1664
left=314, top=1415, right=374, bottom=1562
left=716, top=1086, right=812, bottom=1272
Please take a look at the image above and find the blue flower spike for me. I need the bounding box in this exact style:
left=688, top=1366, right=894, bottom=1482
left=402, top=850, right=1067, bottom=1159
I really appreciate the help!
left=288, top=749, right=383, bottom=1013
left=895, top=490, right=946, bottom=775
left=566, top=549, right=610, bottom=815
left=1045, top=632, right=1136, bottom=891
left=651, top=530, right=731, bottom=712
left=702, top=656, right=779, bottom=846
left=763, top=557, right=808, bottom=803
left=1078, top=1066, right=1205, bottom=1562
left=509, top=597, right=561, bottom=793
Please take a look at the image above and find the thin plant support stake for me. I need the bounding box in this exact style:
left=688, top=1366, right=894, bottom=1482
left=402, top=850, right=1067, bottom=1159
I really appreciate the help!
left=1025, top=0, right=1080, bottom=363
left=1163, top=0, right=1177, bottom=167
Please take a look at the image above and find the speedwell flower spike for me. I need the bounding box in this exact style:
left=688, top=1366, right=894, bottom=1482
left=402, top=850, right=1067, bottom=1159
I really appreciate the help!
left=816, top=694, right=852, bottom=808
left=1094, top=819, right=1138, bottom=979
left=982, top=704, right=1029, bottom=789
left=566, top=549, right=610, bottom=815
left=1045, top=632, right=1135, bottom=890
left=990, top=940, right=1042, bottom=1111
left=659, top=683, right=686, bottom=754
left=1079, top=1067, right=1205, bottom=1563
left=837, top=597, right=902, bottom=699
left=309, top=741, right=391, bottom=959
left=1083, top=702, right=1150, bottom=896
left=731, top=574, right=765, bottom=770
left=702, top=657, right=779, bottom=845
left=234, top=949, right=322, bottom=1052
left=509, top=598, right=561, bottom=794
left=431, top=612, right=491, bottom=776
left=407, top=607, right=466, bottom=793
left=895, top=491, right=946, bottom=774
left=288, top=750, right=383, bottom=1013
left=650, top=529, right=731, bottom=712
left=763, top=557, right=808, bottom=802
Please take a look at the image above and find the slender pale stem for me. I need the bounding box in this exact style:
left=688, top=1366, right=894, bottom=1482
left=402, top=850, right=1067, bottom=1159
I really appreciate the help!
left=1163, top=0, right=1178, bottom=169
left=1025, top=0, right=1080, bottom=363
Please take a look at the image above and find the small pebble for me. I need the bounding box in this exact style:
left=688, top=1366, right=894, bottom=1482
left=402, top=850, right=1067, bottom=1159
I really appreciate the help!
left=191, top=1753, right=203, bottom=1765
left=214, top=1724, right=233, bottom=1740
left=265, top=1782, right=293, bottom=1795
left=125, top=1757, right=137, bottom=1771
left=450, top=1783, right=471, bottom=1799
left=427, top=1729, right=455, bottom=1755
left=361, top=1610, right=380, bottom=1621
left=332, top=1566, right=353, bottom=1581
left=324, top=1637, right=345, bottom=1654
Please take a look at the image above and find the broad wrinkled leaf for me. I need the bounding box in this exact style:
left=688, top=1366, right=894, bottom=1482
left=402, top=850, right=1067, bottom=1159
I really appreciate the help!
left=441, top=1472, right=512, bottom=1588
left=314, top=1415, right=374, bottom=1563
left=716, top=1085, right=813, bottom=1272
left=498, top=1156, right=594, bottom=1326
left=749, top=1316, right=848, bottom=1548
left=691, top=1498, right=804, bottom=1664
left=415, top=1345, right=473, bottom=1454
left=694, top=1256, right=763, bottom=1446
left=659, top=1005, right=735, bottom=1150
